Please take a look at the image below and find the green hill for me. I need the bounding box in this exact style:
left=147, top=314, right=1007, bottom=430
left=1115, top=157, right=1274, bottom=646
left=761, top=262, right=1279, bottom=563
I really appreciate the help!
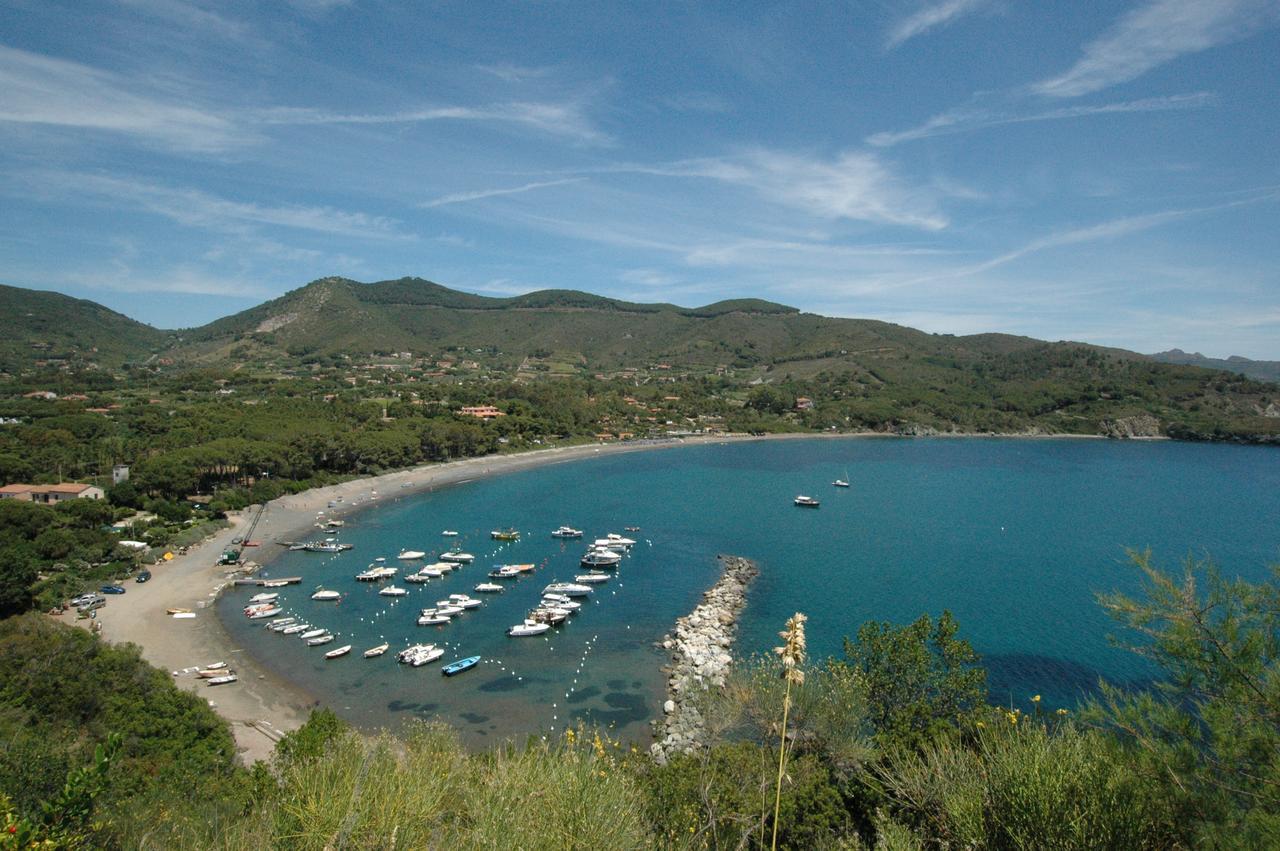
left=0, top=284, right=169, bottom=372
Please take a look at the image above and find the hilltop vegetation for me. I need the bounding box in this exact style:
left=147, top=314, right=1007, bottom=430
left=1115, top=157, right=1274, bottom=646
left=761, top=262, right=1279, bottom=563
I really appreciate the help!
left=2, top=554, right=1277, bottom=848
left=0, top=284, right=169, bottom=372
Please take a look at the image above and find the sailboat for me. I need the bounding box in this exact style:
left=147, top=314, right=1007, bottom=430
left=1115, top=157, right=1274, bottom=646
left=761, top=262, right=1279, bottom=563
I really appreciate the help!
left=833, top=469, right=851, bottom=488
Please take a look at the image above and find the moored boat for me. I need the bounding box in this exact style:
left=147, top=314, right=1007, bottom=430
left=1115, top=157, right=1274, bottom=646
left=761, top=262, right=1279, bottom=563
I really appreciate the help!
left=206, top=674, right=238, bottom=686
left=299, top=627, right=328, bottom=640
left=248, top=592, right=279, bottom=603
left=551, top=526, right=583, bottom=539
left=379, top=585, right=408, bottom=597
left=397, top=549, right=426, bottom=560
left=440, top=551, right=474, bottom=564
left=397, top=644, right=444, bottom=666
left=363, top=643, right=390, bottom=658
left=508, top=619, right=551, bottom=637
left=441, top=530, right=458, bottom=537
left=281, top=623, right=310, bottom=635
left=575, top=572, right=610, bottom=584
left=311, top=589, right=341, bottom=601
left=473, top=582, right=504, bottom=593
left=442, top=655, right=481, bottom=676
left=324, top=644, right=352, bottom=659
left=542, top=582, right=592, bottom=597
left=794, top=495, right=820, bottom=507
left=490, top=528, right=520, bottom=541
left=403, top=571, right=432, bottom=583
left=247, top=606, right=282, bottom=619
left=581, top=548, right=622, bottom=568
left=306, top=634, right=335, bottom=646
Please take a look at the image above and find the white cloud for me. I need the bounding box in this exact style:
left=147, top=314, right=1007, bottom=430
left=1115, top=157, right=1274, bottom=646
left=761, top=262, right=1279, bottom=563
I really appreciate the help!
left=868, top=92, right=1216, bottom=146
left=254, top=100, right=610, bottom=144
left=886, top=0, right=992, bottom=49
left=420, top=178, right=586, bottom=209
left=1033, top=0, right=1280, bottom=98
left=35, top=171, right=407, bottom=240
left=0, top=45, right=249, bottom=151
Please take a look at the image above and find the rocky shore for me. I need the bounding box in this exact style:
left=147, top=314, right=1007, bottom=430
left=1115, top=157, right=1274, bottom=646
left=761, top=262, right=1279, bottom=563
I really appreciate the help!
left=651, top=554, right=759, bottom=763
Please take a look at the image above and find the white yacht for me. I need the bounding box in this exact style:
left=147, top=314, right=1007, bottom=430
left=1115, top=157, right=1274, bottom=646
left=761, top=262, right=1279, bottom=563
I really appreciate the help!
left=551, top=526, right=583, bottom=539
left=398, top=644, right=444, bottom=666
left=581, top=548, right=622, bottom=568
left=543, top=582, right=593, bottom=597
left=379, top=585, right=408, bottom=597
left=593, top=533, right=636, bottom=550
left=440, top=551, right=474, bottom=564
left=311, top=589, right=341, bottom=601
left=541, top=593, right=581, bottom=611
left=417, top=611, right=451, bottom=626
left=441, top=530, right=458, bottom=537
left=447, top=593, right=482, bottom=609
left=473, top=582, right=504, bottom=593
left=575, top=573, right=610, bottom=584
left=432, top=602, right=465, bottom=616
left=398, top=549, right=426, bottom=560
left=508, top=620, right=551, bottom=637
left=794, top=495, right=820, bottom=507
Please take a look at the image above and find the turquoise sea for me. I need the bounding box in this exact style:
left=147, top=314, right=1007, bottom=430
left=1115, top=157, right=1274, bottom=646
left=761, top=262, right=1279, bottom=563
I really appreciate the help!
left=217, top=437, right=1280, bottom=745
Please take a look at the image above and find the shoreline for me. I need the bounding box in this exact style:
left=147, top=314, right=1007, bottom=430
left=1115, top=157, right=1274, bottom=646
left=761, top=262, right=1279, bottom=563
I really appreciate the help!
left=76, top=429, right=1140, bottom=763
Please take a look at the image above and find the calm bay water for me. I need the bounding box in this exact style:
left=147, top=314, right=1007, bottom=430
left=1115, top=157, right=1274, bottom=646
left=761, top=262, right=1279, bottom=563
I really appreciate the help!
left=218, top=437, right=1280, bottom=745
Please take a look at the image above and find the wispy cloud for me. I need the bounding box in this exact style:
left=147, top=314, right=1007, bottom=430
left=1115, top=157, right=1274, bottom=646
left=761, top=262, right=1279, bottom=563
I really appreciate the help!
left=420, top=178, right=586, bottom=209
left=868, top=92, right=1216, bottom=147
left=1033, top=0, right=1280, bottom=98
left=0, top=45, right=249, bottom=152
left=33, top=171, right=407, bottom=240
left=475, top=63, right=554, bottom=83
left=886, top=0, right=992, bottom=49
left=254, top=101, right=609, bottom=144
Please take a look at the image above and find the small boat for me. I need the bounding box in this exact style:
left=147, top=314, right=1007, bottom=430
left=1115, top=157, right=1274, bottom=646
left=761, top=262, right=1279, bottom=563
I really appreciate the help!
left=593, top=533, right=636, bottom=549
left=432, top=603, right=465, bottom=616
left=325, top=644, right=352, bottom=659
left=488, top=566, right=521, bottom=579
left=379, top=585, right=408, bottom=597
left=543, top=582, right=592, bottom=597
left=281, top=623, right=310, bottom=635
left=269, top=620, right=297, bottom=632
left=364, top=643, right=390, bottom=658
left=530, top=608, right=568, bottom=625
left=311, top=589, right=341, bottom=601
left=262, top=580, right=291, bottom=588
left=441, top=530, right=458, bottom=537
left=267, top=616, right=295, bottom=627
left=474, top=582, right=504, bottom=593
left=551, top=526, right=583, bottom=539
left=244, top=602, right=276, bottom=614
left=417, top=612, right=451, bottom=626
left=581, top=549, right=622, bottom=568
left=247, top=606, right=282, bottom=619
left=575, top=573, right=610, bottom=584
left=403, top=571, right=432, bottom=583
left=206, top=674, right=238, bottom=686
left=398, top=644, right=444, bottom=666
left=541, top=595, right=581, bottom=612
left=440, top=551, right=474, bottom=564
left=249, top=592, right=279, bottom=603
left=398, top=550, right=426, bottom=560
left=833, top=479, right=850, bottom=488
left=624, top=526, right=641, bottom=532
left=490, top=528, right=520, bottom=541
left=197, top=668, right=230, bottom=678
left=441, top=656, right=480, bottom=676
left=304, top=541, right=353, bottom=553
left=203, top=661, right=227, bottom=670
left=508, top=619, right=551, bottom=637
left=794, top=495, right=820, bottom=507
left=166, top=607, right=192, bottom=615
left=307, top=634, right=335, bottom=647
left=447, top=594, right=482, bottom=609
left=299, top=628, right=328, bottom=640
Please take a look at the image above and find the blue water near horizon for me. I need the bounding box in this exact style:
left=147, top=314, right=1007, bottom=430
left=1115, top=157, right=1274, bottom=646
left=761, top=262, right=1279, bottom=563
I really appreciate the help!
left=217, top=437, right=1280, bottom=745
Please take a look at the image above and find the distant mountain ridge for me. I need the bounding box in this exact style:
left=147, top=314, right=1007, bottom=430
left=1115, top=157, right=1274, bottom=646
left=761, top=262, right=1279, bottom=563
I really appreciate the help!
left=1148, top=349, right=1280, bottom=383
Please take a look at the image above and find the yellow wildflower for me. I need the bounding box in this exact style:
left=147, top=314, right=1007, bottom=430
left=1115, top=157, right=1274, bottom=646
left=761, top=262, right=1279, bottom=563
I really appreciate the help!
left=975, top=720, right=986, bottom=729
left=1056, top=708, right=1069, bottom=716
left=1006, top=711, right=1018, bottom=725
left=1031, top=694, right=1041, bottom=703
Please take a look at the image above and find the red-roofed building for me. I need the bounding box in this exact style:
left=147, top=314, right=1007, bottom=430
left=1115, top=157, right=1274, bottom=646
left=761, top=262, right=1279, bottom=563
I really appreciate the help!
left=0, top=483, right=105, bottom=503
left=459, top=406, right=505, bottom=419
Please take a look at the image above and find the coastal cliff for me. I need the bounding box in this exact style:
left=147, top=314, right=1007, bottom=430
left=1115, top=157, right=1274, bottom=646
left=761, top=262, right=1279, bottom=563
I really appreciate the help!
left=651, top=555, right=759, bottom=763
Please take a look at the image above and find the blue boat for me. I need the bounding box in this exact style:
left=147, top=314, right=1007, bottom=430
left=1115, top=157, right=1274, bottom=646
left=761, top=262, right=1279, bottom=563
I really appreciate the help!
left=441, top=655, right=480, bottom=676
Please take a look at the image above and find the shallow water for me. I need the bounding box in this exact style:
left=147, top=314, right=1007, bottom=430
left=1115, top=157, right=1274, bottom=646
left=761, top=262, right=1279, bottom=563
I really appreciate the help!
left=218, top=437, right=1280, bottom=744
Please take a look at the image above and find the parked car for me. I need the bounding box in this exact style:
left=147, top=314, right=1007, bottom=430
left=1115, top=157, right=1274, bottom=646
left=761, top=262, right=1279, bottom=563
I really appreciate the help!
left=135, top=570, right=152, bottom=583
left=99, top=584, right=126, bottom=595
left=72, top=593, right=105, bottom=608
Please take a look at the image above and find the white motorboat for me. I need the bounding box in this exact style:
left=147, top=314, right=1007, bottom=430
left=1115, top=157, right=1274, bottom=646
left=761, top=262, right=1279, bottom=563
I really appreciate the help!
left=247, top=606, right=282, bottom=619
left=833, top=479, right=850, bottom=488
left=794, top=495, right=820, bottom=507
left=543, top=582, right=592, bottom=597
left=398, top=550, right=426, bottom=560
left=551, top=526, right=583, bottom=538
left=206, top=674, right=238, bottom=686
left=541, top=593, right=581, bottom=611
left=417, top=612, right=451, bottom=626
left=281, top=623, right=310, bottom=635
left=307, top=634, right=335, bottom=646
left=244, top=602, right=276, bottom=615
left=324, top=645, right=352, bottom=659
left=530, top=608, right=568, bottom=625
left=403, top=572, right=432, bottom=583
left=249, top=592, right=279, bottom=603
left=581, top=548, right=622, bottom=568
left=421, top=564, right=448, bottom=577
left=575, top=573, right=610, bottom=584
left=447, top=594, right=482, bottom=609
left=311, top=589, right=341, bottom=601
left=299, top=628, right=328, bottom=640
left=363, top=643, right=390, bottom=658
left=397, top=644, right=444, bottom=666
left=440, top=551, right=474, bottom=564
left=487, top=565, right=522, bottom=579
left=432, top=603, right=465, bottom=616
left=473, top=582, right=504, bottom=593
left=379, top=585, right=408, bottom=597
left=593, top=533, right=636, bottom=550
left=441, top=530, right=458, bottom=537
left=508, top=619, right=551, bottom=637
left=355, top=566, right=398, bottom=581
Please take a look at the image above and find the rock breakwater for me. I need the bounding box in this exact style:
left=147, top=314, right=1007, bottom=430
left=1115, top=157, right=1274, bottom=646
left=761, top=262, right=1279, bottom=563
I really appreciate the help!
left=651, top=554, right=758, bottom=763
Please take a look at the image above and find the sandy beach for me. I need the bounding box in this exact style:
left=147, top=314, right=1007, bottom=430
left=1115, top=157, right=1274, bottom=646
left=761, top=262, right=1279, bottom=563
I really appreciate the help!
left=80, top=435, right=750, bottom=763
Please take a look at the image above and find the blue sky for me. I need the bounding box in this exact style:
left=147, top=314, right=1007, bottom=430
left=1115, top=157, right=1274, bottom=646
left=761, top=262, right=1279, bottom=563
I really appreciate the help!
left=1, top=0, right=1278, bottom=357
